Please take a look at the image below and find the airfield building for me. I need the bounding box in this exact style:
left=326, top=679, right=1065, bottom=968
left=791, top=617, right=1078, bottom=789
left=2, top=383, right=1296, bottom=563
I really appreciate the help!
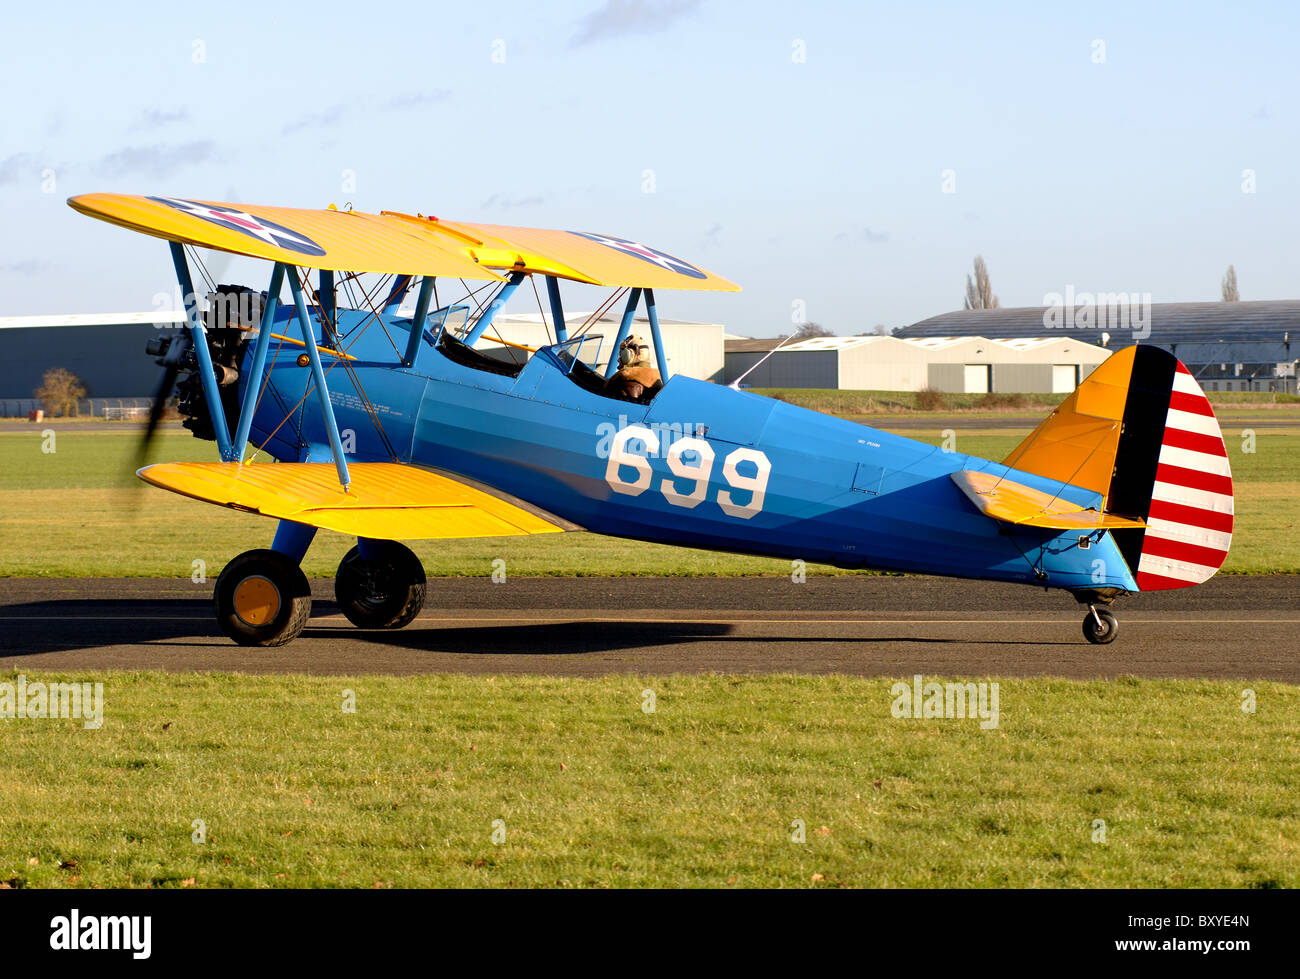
left=895, top=300, right=1300, bottom=394
left=724, top=334, right=1111, bottom=393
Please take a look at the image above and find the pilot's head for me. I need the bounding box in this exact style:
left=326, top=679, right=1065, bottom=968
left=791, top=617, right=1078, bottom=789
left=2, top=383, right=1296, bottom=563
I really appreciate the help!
left=619, top=334, right=651, bottom=367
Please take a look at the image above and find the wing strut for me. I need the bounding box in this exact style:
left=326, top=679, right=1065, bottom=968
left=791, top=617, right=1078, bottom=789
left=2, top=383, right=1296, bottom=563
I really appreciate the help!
left=546, top=275, right=568, bottom=343
left=643, top=288, right=671, bottom=381
left=231, top=261, right=286, bottom=460
left=605, top=287, right=643, bottom=378
left=464, top=271, right=526, bottom=346
left=403, top=276, right=436, bottom=367
left=286, top=266, right=351, bottom=491
left=169, top=242, right=234, bottom=460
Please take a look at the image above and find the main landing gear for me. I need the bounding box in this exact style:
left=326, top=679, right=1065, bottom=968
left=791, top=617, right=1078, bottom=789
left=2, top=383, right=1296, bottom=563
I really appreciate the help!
left=334, top=541, right=427, bottom=629
left=213, top=535, right=427, bottom=646
left=214, top=549, right=313, bottom=647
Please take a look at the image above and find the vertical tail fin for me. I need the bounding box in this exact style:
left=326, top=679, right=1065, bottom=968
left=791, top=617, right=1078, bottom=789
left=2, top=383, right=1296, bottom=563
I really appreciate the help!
left=1004, top=345, right=1233, bottom=590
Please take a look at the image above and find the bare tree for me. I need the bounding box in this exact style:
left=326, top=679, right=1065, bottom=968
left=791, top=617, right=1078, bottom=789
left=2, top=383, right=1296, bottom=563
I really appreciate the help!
left=1221, top=264, right=1240, bottom=302
left=35, top=367, right=87, bottom=417
left=792, top=321, right=835, bottom=339
left=963, top=255, right=999, bottom=310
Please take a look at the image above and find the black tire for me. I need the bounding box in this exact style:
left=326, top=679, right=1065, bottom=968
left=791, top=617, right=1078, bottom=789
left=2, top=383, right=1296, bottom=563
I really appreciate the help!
left=213, top=549, right=312, bottom=647
left=1082, top=607, right=1119, bottom=645
left=334, top=541, right=426, bottom=629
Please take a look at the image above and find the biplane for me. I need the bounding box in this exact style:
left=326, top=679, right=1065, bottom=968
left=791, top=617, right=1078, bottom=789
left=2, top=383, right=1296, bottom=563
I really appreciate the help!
left=68, top=193, right=1233, bottom=647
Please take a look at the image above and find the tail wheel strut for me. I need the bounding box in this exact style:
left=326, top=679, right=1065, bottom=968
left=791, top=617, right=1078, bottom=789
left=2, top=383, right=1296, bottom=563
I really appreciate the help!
left=1082, top=605, right=1119, bottom=645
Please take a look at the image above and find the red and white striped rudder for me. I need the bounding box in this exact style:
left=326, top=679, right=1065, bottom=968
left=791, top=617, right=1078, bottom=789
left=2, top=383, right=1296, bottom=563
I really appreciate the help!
left=1134, top=362, right=1234, bottom=590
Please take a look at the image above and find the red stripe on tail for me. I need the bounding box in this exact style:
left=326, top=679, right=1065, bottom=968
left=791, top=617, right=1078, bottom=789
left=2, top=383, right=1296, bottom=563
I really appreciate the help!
left=1140, top=533, right=1230, bottom=569
left=1145, top=499, right=1235, bottom=534
left=1168, top=390, right=1215, bottom=416
left=1161, top=426, right=1228, bottom=457
left=1154, top=462, right=1233, bottom=496
left=1136, top=571, right=1202, bottom=591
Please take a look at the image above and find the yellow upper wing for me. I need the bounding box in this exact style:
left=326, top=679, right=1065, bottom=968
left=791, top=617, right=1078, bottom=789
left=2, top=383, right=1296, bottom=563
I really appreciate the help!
left=68, top=194, right=506, bottom=281
left=66, top=193, right=738, bottom=291
left=423, top=219, right=741, bottom=292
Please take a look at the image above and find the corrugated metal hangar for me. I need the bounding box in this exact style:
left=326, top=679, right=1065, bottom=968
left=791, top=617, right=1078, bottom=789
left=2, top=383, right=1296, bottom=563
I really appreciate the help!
left=0, top=311, right=186, bottom=406
left=724, top=335, right=1111, bottom=393
left=896, top=300, right=1300, bottom=393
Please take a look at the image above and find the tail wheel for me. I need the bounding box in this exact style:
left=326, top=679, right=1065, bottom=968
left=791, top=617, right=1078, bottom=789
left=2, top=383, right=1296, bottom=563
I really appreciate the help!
left=335, top=541, right=426, bottom=629
left=1082, top=607, right=1119, bottom=645
left=214, top=549, right=312, bottom=647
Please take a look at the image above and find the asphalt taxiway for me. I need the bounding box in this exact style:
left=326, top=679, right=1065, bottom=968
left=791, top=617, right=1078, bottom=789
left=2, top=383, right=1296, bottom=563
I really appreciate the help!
left=1, top=575, right=1295, bottom=680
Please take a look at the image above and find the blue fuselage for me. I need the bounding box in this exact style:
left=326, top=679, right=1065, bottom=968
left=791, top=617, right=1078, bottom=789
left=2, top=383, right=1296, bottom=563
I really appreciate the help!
left=244, top=307, right=1138, bottom=594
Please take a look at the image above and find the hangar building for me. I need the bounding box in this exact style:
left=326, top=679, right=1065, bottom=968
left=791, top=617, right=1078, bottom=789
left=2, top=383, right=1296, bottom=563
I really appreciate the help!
left=896, top=300, right=1300, bottom=394
left=724, top=334, right=1111, bottom=393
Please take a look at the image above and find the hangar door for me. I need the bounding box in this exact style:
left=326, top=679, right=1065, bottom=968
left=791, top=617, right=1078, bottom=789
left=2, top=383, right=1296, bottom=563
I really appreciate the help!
left=1052, top=364, right=1079, bottom=393
left=963, top=364, right=991, bottom=393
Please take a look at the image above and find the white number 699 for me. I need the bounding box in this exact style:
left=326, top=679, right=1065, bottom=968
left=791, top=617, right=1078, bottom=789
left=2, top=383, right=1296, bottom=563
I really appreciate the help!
left=604, top=426, right=771, bottom=519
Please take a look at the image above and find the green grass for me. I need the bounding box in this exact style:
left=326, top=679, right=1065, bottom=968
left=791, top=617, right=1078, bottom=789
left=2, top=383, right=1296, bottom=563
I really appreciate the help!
left=2, top=671, right=1295, bottom=888
left=2, top=422, right=1297, bottom=576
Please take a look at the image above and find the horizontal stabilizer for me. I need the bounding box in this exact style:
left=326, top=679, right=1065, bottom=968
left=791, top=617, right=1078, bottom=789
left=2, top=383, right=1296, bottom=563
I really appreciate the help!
left=138, top=462, right=563, bottom=540
left=952, top=470, right=1146, bottom=531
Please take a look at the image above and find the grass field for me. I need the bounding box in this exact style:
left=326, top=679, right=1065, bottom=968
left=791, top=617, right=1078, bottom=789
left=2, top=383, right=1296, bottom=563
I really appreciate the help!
left=2, top=670, right=1296, bottom=888
left=1, top=415, right=1296, bottom=577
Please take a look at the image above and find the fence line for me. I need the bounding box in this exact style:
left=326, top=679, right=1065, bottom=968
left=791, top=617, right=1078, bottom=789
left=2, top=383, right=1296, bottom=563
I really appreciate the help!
left=0, top=398, right=154, bottom=419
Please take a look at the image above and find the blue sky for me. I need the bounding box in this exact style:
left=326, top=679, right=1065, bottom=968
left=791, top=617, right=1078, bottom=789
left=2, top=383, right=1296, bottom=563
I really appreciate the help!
left=1, top=0, right=1295, bottom=335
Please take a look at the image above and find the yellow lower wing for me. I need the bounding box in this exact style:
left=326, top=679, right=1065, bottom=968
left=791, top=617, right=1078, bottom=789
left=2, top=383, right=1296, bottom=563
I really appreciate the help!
left=952, top=470, right=1146, bottom=531
left=138, top=462, right=562, bottom=540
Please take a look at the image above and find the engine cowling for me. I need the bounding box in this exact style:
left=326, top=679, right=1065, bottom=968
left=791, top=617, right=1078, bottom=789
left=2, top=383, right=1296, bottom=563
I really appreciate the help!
left=145, top=284, right=265, bottom=442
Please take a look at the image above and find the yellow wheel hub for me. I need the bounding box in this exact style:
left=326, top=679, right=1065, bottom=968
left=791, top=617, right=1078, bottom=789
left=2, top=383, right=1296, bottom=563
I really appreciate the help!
left=232, top=575, right=281, bottom=627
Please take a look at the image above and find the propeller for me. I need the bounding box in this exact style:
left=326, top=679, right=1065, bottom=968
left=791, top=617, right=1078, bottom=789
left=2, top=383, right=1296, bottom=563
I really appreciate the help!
left=137, top=330, right=193, bottom=468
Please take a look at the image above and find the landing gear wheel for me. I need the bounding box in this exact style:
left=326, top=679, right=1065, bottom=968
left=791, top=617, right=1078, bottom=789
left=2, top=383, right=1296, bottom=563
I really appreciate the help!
left=334, top=541, right=426, bottom=629
left=1082, top=606, right=1119, bottom=645
left=214, top=549, right=312, bottom=647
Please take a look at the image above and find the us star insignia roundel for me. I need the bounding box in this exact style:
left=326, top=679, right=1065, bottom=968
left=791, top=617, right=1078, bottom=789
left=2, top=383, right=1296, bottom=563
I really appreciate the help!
left=570, top=231, right=707, bottom=279
left=147, top=197, right=328, bottom=257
